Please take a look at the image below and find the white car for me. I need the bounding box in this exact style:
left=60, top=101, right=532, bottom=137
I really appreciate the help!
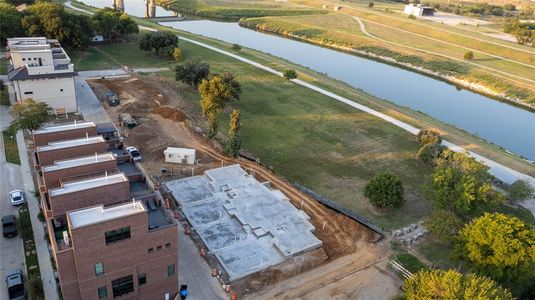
left=126, top=146, right=142, bottom=162
left=8, top=190, right=25, bottom=206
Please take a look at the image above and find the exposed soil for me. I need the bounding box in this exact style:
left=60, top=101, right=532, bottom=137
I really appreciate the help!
left=88, top=75, right=392, bottom=298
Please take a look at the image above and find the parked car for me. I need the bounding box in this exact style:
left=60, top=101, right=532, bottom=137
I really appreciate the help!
left=106, top=91, right=120, bottom=106
left=9, top=190, right=25, bottom=206
left=126, top=146, right=142, bottom=161
left=5, top=269, right=26, bottom=300
left=2, top=215, right=17, bottom=238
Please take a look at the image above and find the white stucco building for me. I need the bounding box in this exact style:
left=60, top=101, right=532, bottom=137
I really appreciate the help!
left=403, top=4, right=436, bottom=16
left=7, top=37, right=77, bottom=113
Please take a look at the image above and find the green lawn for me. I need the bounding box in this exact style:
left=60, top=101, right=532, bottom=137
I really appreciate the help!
left=69, top=33, right=174, bottom=71
left=2, top=130, right=20, bottom=165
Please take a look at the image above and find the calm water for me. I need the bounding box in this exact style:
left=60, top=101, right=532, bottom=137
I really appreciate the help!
left=81, top=0, right=175, bottom=17
left=163, top=20, right=535, bottom=161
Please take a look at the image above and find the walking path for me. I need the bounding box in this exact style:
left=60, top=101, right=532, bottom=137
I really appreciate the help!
left=66, top=2, right=535, bottom=215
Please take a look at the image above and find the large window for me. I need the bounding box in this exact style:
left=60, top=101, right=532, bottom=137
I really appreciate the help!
left=167, top=264, right=175, bottom=277
left=105, top=227, right=131, bottom=245
left=97, top=286, right=107, bottom=299
left=112, top=275, right=134, bottom=298
left=95, top=262, right=104, bottom=277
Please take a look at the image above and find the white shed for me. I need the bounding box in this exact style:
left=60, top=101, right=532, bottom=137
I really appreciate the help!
left=164, top=147, right=196, bottom=164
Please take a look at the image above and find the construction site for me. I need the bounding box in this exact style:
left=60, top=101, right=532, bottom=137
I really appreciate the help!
left=88, top=75, right=401, bottom=299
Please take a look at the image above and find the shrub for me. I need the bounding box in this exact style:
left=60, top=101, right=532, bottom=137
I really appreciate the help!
left=175, top=60, right=210, bottom=87
left=508, top=179, right=534, bottom=201
left=26, top=274, right=44, bottom=299
left=464, top=51, right=474, bottom=60
left=368, top=2, right=374, bottom=8
left=364, top=171, right=404, bottom=208
left=231, top=43, right=241, bottom=51
left=416, top=142, right=446, bottom=165
left=408, top=14, right=417, bottom=19
left=424, top=209, right=463, bottom=242
left=283, top=69, right=298, bottom=80
left=417, top=129, right=441, bottom=145
left=173, top=47, right=183, bottom=62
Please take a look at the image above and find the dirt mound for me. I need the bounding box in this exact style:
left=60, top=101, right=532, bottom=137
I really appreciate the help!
left=152, top=107, right=186, bottom=122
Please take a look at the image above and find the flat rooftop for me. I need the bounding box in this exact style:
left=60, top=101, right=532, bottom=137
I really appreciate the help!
left=42, top=153, right=115, bottom=172
left=49, top=173, right=127, bottom=197
left=68, top=201, right=145, bottom=229
left=37, top=136, right=104, bottom=152
left=34, top=121, right=96, bottom=135
left=165, top=165, right=322, bottom=281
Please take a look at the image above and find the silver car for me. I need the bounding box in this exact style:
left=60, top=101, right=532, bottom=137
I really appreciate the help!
left=8, top=190, right=25, bottom=206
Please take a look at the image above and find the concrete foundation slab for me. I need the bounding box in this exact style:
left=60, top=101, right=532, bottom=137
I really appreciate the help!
left=165, top=165, right=322, bottom=280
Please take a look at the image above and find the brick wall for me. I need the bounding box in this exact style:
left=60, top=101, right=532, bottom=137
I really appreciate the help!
left=33, top=127, right=98, bottom=147
left=59, top=211, right=179, bottom=300
left=37, top=142, right=107, bottom=166
left=49, top=181, right=130, bottom=218
left=42, top=160, right=118, bottom=191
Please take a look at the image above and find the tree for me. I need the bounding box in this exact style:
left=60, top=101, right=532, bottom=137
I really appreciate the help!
left=139, top=31, right=178, bottom=57
left=9, top=99, right=49, bottom=132
left=231, top=44, right=241, bottom=51
left=368, top=2, right=374, bottom=8
left=198, top=74, right=241, bottom=137
left=457, top=213, right=535, bottom=280
left=428, top=166, right=502, bottom=213
left=364, top=171, right=404, bottom=208
left=175, top=60, right=210, bottom=87
left=416, top=142, right=446, bottom=165
left=92, top=7, right=139, bottom=42
left=424, top=209, right=463, bottom=243
left=464, top=51, right=474, bottom=60
left=417, top=129, right=441, bottom=145
left=226, top=109, right=241, bottom=157
left=508, top=180, right=534, bottom=201
left=283, top=69, right=297, bottom=80
left=173, top=47, right=183, bottom=62
left=403, top=269, right=514, bottom=299
left=21, top=2, right=93, bottom=50
left=0, top=3, right=24, bottom=46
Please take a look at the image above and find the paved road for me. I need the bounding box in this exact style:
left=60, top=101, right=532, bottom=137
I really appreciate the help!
left=75, top=77, right=111, bottom=123
left=78, top=68, right=168, bottom=79
left=0, top=105, right=25, bottom=300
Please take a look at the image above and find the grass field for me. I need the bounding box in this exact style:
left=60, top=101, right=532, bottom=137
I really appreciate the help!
left=69, top=1, right=535, bottom=231
left=156, top=0, right=325, bottom=20
left=18, top=204, right=44, bottom=299
left=2, top=130, right=20, bottom=165
left=0, top=57, right=8, bottom=75
left=0, top=88, right=9, bottom=106
left=240, top=8, right=535, bottom=104
left=69, top=34, right=174, bottom=70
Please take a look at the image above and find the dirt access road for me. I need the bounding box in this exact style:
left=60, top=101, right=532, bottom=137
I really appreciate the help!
left=88, top=75, right=401, bottom=298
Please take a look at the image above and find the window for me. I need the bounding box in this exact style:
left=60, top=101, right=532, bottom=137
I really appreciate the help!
left=112, top=275, right=134, bottom=298
left=105, top=227, right=130, bottom=245
left=97, top=286, right=107, bottom=299
left=148, top=248, right=153, bottom=253
left=167, top=264, right=175, bottom=277
left=138, top=273, right=146, bottom=285
left=156, top=245, right=162, bottom=251
left=165, top=242, right=171, bottom=249
left=60, top=89, right=64, bottom=92
left=22, top=58, right=26, bottom=61
left=24, top=91, right=33, bottom=95
left=95, top=262, right=104, bottom=277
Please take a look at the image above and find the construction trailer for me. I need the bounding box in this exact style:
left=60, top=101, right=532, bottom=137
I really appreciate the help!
left=164, top=147, right=196, bottom=165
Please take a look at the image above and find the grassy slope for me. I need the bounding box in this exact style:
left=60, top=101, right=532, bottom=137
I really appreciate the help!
left=157, top=0, right=325, bottom=20
left=240, top=1, right=535, bottom=104
left=69, top=1, right=535, bottom=229
left=0, top=57, right=8, bottom=75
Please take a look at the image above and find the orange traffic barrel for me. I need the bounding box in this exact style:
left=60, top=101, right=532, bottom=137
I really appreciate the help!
left=224, top=285, right=231, bottom=293
left=212, top=269, right=218, bottom=277
left=200, top=248, right=206, bottom=256
left=231, top=292, right=237, bottom=300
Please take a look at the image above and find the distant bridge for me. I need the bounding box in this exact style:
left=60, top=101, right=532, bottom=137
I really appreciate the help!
left=112, top=0, right=177, bottom=18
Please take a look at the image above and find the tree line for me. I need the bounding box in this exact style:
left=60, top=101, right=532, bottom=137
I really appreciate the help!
left=0, top=2, right=138, bottom=48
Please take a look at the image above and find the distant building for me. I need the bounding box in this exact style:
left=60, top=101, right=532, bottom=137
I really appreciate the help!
left=6, top=37, right=77, bottom=113
left=164, top=147, right=196, bottom=165
left=403, top=4, right=435, bottom=16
